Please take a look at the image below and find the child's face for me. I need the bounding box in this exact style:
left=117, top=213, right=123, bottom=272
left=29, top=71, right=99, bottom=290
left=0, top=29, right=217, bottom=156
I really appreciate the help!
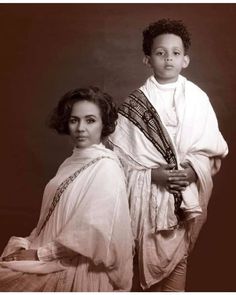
left=146, top=33, right=189, bottom=84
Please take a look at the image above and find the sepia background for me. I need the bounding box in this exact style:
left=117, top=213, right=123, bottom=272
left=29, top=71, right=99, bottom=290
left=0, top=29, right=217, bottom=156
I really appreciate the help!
left=0, top=3, right=235, bottom=291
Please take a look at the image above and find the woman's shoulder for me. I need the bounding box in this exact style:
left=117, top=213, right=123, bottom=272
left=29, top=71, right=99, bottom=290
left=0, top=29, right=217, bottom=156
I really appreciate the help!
left=98, top=150, right=123, bottom=170
left=94, top=147, right=124, bottom=175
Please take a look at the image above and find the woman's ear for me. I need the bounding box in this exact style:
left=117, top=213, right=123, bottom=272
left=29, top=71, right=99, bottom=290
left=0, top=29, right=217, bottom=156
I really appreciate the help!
left=182, top=55, right=190, bottom=69
left=143, top=55, right=152, bottom=68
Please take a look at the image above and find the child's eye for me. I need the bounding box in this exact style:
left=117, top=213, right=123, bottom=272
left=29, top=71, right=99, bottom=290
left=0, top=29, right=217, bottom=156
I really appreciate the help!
left=156, top=51, right=165, bottom=56
left=174, top=51, right=181, bottom=55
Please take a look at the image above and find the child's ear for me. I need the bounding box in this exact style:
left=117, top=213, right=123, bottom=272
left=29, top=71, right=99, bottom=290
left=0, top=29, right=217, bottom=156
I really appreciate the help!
left=183, top=55, right=190, bottom=69
left=143, top=55, right=152, bottom=68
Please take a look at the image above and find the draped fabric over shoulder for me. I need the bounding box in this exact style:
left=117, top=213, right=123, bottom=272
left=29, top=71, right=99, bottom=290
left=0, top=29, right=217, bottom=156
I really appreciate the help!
left=0, top=144, right=133, bottom=292
left=109, top=75, right=228, bottom=289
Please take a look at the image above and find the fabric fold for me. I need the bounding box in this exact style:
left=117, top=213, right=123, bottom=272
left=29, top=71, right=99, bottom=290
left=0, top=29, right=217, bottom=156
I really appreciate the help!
left=0, top=144, right=133, bottom=291
left=109, top=75, right=228, bottom=288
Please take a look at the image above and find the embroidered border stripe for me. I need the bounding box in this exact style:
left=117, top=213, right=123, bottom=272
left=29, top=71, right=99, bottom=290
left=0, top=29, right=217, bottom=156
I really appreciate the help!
left=119, top=89, right=184, bottom=221
left=37, top=156, right=110, bottom=236
left=119, top=89, right=178, bottom=166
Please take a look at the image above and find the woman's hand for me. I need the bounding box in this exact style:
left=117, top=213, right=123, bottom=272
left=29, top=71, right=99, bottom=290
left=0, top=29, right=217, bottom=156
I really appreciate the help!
left=1, top=249, right=39, bottom=262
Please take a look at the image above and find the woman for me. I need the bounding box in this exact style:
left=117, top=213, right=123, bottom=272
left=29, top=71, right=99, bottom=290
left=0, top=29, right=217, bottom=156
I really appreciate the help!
left=0, top=87, right=133, bottom=291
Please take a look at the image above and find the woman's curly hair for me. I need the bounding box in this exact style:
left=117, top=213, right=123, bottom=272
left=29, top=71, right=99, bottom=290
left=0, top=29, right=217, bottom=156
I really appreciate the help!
left=143, top=18, right=191, bottom=56
left=48, top=86, right=118, bottom=138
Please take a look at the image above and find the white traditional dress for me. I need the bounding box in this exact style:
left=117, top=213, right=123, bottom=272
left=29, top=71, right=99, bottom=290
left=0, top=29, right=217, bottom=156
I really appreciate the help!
left=0, top=143, right=133, bottom=291
left=109, top=75, right=228, bottom=289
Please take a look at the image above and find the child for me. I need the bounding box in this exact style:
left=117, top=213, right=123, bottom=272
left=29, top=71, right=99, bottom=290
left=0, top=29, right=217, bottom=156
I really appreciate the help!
left=109, top=19, right=228, bottom=291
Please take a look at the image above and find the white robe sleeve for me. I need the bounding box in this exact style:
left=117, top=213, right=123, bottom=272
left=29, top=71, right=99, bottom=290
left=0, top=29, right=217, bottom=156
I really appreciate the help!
left=1, top=227, right=38, bottom=258
left=54, top=158, right=133, bottom=291
left=37, top=241, right=77, bottom=261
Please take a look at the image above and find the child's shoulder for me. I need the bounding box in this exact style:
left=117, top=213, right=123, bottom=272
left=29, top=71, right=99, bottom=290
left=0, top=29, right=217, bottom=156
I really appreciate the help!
left=183, top=76, right=210, bottom=103
left=183, top=77, right=206, bottom=94
left=185, top=79, right=205, bottom=93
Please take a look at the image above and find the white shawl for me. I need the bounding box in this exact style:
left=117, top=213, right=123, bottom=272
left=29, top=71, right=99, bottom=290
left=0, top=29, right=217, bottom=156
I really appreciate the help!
left=109, top=75, right=228, bottom=288
left=110, top=75, right=228, bottom=233
left=0, top=144, right=133, bottom=291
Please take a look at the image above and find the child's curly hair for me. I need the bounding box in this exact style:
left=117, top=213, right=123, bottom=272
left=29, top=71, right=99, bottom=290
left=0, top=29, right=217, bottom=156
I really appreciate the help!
left=143, top=18, right=191, bottom=56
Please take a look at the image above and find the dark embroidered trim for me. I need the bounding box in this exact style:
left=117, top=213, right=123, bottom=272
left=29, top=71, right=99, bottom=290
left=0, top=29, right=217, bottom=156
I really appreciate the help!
left=119, top=89, right=184, bottom=221
left=37, top=156, right=110, bottom=235
left=119, top=89, right=178, bottom=165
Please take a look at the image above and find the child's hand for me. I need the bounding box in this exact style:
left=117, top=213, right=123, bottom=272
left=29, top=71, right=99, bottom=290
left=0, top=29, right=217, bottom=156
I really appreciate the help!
left=1, top=249, right=39, bottom=262
left=152, top=164, right=189, bottom=194
left=165, top=169, right=190, bottom=194
left=180, top=163, right=198, bottom=184
left=151, top=164, right=175, bottom=187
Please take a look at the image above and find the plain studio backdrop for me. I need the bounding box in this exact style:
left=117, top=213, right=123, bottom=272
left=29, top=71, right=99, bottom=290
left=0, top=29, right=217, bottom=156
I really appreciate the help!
left=0, top=3, right=235, bottom=291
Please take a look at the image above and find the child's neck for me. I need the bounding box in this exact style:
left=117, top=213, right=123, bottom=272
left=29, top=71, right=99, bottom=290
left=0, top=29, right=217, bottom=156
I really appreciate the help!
left=154, top=75, right=179, bottom=85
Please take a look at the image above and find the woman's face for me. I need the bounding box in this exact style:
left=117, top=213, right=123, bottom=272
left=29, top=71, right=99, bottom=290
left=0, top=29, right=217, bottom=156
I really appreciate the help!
left=68, top=100, right=103, bottom=148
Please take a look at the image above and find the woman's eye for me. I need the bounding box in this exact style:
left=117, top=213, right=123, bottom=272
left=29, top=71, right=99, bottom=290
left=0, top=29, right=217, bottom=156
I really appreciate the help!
left=69, top=118, right=77, bottom=124
left=87, top=118, right=96, bottom=124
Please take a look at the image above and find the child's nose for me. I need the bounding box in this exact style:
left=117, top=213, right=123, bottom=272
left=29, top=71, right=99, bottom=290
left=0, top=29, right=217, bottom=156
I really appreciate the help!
left=165, top=55, right=172, bottom=61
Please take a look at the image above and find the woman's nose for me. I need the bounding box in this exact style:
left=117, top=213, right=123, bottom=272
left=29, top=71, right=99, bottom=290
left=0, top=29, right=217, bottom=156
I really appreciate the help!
left=77, top=121, right=86, bottom=131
